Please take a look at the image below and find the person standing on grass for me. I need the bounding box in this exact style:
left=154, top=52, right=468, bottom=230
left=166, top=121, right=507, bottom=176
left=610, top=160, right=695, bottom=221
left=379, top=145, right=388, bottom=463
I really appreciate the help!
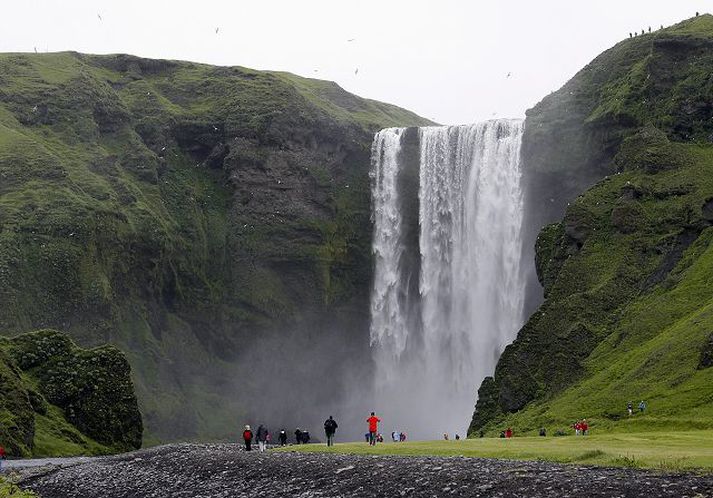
left=627, top=401, right=633, bottom=416
left=242, top=425, right=254, bottom=451
left=505, top=427, right=513, bottom=438
left=367, top=412, right=381, bottom=446
left=639, top=400, right=646, bottom=413
left=256, top=424, right=269, bottom=451
left=324, top=416, right=338, bottom=447
left=581, top=419, right=589, bottom=435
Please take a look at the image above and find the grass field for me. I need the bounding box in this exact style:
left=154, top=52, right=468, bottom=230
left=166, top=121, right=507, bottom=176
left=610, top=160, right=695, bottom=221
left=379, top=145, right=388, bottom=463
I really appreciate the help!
left=279, top=432, right=713, bottom=472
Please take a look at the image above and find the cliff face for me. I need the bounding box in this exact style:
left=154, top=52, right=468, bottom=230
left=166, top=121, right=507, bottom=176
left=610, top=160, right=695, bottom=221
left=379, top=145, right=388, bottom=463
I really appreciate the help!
left=0, top=329, right=142, bottom=456
left=0, top=52, right=432, bottom=441
left=471, top=14, right=713, bottom=434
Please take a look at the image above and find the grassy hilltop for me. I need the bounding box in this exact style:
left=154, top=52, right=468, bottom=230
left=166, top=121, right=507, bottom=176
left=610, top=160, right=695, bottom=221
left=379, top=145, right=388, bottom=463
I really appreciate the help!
left=471, top=15, right=713, bottom=437
left=0, top=51, right=431, bottom=444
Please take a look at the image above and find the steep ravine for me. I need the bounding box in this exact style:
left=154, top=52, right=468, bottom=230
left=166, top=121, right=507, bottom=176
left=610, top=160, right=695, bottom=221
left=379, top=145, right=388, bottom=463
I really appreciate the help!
left=470, top=14, right=713, bottom=435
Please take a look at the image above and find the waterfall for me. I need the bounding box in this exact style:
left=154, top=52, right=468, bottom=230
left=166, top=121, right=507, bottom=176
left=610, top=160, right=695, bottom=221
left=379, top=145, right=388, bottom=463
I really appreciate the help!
left=369, top=120, right=526, bottom=438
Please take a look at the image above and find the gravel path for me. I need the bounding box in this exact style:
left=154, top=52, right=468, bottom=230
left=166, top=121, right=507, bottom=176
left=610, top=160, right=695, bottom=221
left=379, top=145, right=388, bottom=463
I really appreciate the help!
left=18, top=443, right=713, bottom=497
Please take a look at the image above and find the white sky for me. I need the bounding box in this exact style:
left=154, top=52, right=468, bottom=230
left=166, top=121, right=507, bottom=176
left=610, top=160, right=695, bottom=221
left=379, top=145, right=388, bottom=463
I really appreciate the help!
left=1, top=1, right=710, bottom=124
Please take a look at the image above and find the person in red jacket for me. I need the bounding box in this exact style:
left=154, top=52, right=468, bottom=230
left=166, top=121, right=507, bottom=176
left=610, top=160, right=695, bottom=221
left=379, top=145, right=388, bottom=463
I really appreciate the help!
left=366, top=412, right=381, bottom=446
left=242, top=425, right=254, bottom=451
left=0, top=446, right=6, bottom=471
left=581, top=419, right=589, bottom=435
left=505, top=427, right=513, bottom=439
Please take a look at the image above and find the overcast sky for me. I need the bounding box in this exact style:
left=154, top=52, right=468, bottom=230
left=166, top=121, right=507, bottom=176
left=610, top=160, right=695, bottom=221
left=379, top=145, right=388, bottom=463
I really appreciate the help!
left=1, top=1, right=709, bottom=124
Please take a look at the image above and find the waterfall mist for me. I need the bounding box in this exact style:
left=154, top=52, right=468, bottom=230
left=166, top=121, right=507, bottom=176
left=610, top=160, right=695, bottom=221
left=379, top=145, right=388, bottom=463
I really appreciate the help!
left=370, top=120, right=527, bottom=439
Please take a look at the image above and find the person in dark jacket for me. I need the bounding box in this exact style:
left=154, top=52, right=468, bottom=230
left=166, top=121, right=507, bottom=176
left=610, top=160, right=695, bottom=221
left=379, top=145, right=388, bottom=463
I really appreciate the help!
left=242, top=425, right=253, bottom=451
left=278, top=429, right=288, bottom=446
left=324, top=416, right=338, bottom=447
left=256, top=425, right=269, bottom=452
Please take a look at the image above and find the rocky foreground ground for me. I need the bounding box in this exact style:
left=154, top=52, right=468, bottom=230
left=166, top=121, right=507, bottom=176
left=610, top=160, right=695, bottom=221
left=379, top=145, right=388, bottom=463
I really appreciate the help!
left=16, top=444, right=713, bottom=497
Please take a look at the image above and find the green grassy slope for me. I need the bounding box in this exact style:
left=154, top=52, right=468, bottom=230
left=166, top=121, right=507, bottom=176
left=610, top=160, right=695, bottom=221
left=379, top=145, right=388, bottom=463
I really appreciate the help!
left=472, top=15, right=713, bottom=436
left=283, top=432, right=713, bottom=471
left=0, top=330, right=141, bottom=457
left=0, top=52, right=432, bottom=443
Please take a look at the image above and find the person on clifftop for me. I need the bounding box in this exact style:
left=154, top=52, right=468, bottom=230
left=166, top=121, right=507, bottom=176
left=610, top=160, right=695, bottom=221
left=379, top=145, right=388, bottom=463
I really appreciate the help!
left=295, top=428, right=303, bottom=444
left=367, top=412, right=381, bottom=446
left=242, top=425, right=253, bottom=451
left=324, top=416, right=338, bottom=447
left=278, top=429, right=287, bottom=446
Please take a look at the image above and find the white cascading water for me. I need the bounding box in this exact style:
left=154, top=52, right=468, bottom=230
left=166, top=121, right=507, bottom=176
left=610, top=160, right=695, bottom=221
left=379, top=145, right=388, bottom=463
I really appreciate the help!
left=370, top=119, right=526, bottom=438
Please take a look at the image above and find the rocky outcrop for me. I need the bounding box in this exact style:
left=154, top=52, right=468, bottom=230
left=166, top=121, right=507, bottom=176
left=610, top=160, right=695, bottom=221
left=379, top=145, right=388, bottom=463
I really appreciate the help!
left=0, top=330, right=141, bottom=456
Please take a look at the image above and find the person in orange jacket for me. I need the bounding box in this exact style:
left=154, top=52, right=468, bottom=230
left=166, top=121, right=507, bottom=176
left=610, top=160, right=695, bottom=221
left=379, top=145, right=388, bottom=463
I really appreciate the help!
left=366, top=412, right=381, bottom=446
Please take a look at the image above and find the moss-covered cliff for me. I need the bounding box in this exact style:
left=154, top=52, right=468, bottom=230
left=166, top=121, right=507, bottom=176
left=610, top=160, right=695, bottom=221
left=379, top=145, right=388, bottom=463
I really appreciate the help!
left=0, top=52, right=432, bottom=442
left=471, top=14, right=713, bottom=435
left=0, top=329, right=141, bottom=456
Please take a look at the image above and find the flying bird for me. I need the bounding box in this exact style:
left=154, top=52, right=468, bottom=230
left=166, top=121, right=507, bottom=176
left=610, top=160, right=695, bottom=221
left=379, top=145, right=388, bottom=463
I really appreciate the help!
left=347, top=38, right=355, bottom=42
left=506, top=72, right=512, bottom=78
left=215, top=27, right=220, bottom=34
left=97, top=13, right=102, bottom=21
left=354, top=67, right=359, bottom=75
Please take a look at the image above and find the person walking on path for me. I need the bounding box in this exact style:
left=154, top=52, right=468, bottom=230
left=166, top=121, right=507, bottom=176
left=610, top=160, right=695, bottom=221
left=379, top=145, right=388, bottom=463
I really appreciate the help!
left=256, top=424, right=269, bottom=452
left=242, top=425, right=253, bottom=451
left=627, top=401, right=633, bottom=416
left=324, top=416, right=338, bottom=447
left=367, top=412, right=381, bottom=446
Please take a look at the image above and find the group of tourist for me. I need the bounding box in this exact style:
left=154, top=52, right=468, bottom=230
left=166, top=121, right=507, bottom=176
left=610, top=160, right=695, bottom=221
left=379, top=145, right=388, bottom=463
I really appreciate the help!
left=241, top=417, right=338, bottom=451
left=235, top=401, right=648, bottom=451
left=572, top=419, right=589, bottom=435
left=627, top=400, right=647, bottom=416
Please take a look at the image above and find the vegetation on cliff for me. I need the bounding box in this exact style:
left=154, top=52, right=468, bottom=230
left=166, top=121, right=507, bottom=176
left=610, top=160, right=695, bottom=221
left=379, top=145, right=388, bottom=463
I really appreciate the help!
left=471, top=14, right=713, bottom=436
left=0, top=329, right=141, bottom=456
left=0, top=51, right=431, bottom=442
